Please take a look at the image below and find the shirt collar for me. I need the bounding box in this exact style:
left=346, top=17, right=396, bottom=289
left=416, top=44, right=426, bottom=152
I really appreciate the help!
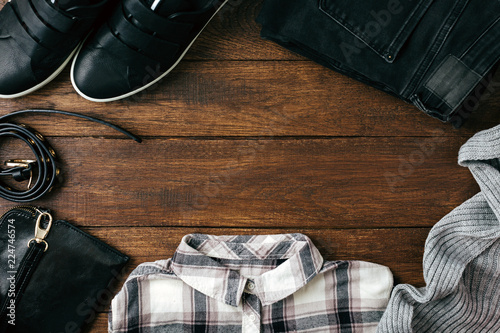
left=170, top=233, right=324, bottom=307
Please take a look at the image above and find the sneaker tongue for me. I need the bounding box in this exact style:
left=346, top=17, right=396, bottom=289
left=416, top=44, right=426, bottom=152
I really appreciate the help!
left=145, top=0, right=193, bottom=16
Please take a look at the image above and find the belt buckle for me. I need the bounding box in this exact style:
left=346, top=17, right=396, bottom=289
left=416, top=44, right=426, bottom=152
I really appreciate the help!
left=4, top=159, right=36, bottom=189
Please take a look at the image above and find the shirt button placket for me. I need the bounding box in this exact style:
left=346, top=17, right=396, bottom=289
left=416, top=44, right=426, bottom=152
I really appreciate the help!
left=242, top=293, right=261, bottom=333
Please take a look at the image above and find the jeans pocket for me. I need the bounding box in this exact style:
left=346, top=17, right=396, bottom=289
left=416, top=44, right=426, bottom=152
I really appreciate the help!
left=319, top=0, right=434, bottom=63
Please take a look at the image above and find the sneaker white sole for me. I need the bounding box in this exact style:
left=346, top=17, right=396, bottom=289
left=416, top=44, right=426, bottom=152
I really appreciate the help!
left=0, top=45, right=80, bottom=99
left=70, top=0, right=229, bottom=103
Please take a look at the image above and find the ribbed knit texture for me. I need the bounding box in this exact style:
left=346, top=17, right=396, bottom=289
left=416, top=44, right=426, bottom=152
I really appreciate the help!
left=377, top=125, right=500, bottom=333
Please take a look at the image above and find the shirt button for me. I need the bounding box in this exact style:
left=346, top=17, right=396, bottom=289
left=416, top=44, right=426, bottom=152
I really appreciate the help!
left=248, top=314, right=256, bottom=322
left=247, top=282, right=255, bottom=290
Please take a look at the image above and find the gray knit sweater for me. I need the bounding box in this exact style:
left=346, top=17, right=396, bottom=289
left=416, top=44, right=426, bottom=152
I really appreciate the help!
left=377, top=125, right=500, bottom=333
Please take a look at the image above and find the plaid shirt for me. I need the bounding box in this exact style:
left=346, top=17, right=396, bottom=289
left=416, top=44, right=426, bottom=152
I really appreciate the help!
left=109, top=234, right=393, bottom=332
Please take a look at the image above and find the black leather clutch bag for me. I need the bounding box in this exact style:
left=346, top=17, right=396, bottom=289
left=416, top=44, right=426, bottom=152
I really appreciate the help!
left=0, top=206, right=129, bottom=332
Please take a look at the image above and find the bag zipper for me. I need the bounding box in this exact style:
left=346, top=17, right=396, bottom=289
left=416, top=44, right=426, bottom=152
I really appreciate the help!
left=0, top=205, right=38, bottom=221
left=0, top=206, right=53, bottom=328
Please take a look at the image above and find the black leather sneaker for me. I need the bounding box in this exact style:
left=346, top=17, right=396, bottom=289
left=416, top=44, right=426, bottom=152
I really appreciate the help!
left=71, top=0, right=227, bottom=102
left=0, top=0, right=112, bottom=98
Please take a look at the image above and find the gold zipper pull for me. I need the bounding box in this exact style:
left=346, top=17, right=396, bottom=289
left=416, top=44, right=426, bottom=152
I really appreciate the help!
left=27, top=209, right=53, bottom=252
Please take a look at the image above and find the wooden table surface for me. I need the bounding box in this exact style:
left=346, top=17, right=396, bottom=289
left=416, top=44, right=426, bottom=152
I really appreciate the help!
left=1, top=0, right=500, bottom=331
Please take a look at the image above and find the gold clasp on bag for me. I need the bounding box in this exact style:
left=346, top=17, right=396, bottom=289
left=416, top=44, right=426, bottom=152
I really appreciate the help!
left=27, top=209, right=53, bottom=252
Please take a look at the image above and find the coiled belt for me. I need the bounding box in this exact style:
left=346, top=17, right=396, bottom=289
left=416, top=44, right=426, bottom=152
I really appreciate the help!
left=0, top=109, right=141, bottom=202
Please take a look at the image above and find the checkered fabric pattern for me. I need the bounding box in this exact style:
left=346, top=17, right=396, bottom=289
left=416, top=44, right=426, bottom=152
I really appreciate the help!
left=109, top=234, right=393, bottom=332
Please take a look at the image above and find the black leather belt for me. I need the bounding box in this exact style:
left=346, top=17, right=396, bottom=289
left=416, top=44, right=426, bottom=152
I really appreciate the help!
left=0, top=109, right=141, bottom=202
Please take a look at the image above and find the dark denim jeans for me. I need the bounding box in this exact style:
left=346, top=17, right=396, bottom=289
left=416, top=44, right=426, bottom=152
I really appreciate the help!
left=256, top=0, right=500, bottom=126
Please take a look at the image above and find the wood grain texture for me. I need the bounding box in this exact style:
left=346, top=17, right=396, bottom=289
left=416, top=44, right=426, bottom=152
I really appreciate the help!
left=0, top=0, right=498, bottom=332
left=0, top=0, right=498, bottom=137
left=83, top=227, right=429, bottom=287
left=0, top=137, right=479, bottom=228
left=0, top=64, right=499, bottom=138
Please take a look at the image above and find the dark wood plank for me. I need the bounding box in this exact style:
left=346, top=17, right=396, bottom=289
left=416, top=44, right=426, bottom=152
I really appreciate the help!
left=85, top=227, right=429, bottom=286
left=0, top=2, right=495, bottom=333
left=86, top=314, right=108, bottom=333
left=81, top=226, right=428, bottom=332
left=1, top=63, right=499, bottom=138
left=1, top=0, right=499, bottom=138
left=182, top=0, right=304, bottom=61
left=0, top=137, right=479, bottom=228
